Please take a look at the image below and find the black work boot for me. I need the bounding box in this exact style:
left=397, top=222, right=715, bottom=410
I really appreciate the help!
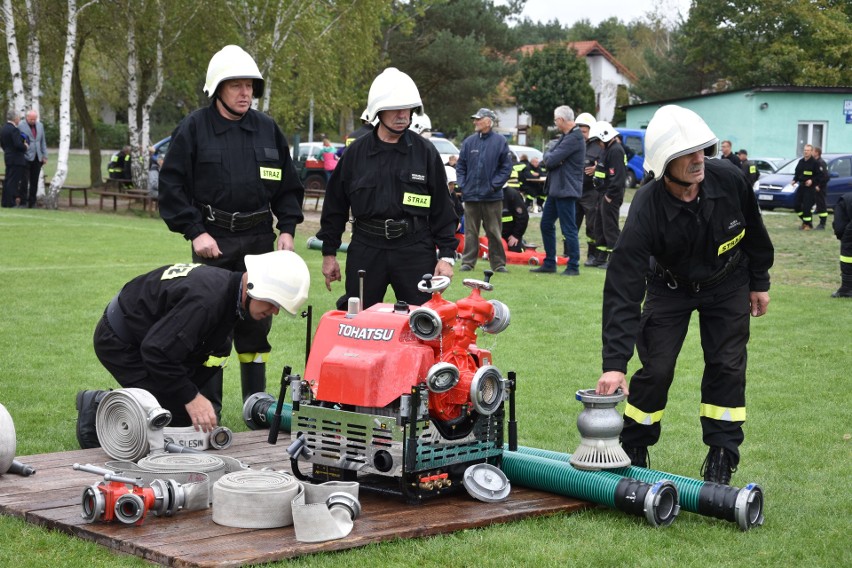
left=76, top=389, right=110, bottom=449
left=700, top=446, right=738, bottom=485
left=622, top=445, right=649, bottom=469
left=583, top=244, right=598, bottom=267
left=240, top=362, right=267, bottom=401
left=596, top=251, right=611, bottom=269
left=831, top=286, right=852, bottom=298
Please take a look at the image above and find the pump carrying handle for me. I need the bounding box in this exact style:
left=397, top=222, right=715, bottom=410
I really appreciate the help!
left=268, top=366, right=291, bottom=445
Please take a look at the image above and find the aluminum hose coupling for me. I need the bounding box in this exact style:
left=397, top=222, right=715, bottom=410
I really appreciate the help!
left=73, top=463, right=186, bottom=525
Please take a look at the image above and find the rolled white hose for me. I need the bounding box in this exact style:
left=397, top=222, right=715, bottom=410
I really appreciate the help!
left=96, top=388, right=171, bottom=461
left=0, top=403, right=16, bottom=474
left=212, top=470, right=301, bottom=528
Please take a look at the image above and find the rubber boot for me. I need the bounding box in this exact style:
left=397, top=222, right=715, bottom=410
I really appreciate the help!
left=76, top=389, right=110, bottom=448
left=596, top=251, right=611, bottom=269
left=622, top=445, right=649, bottom=469
left=700, top=446, right=738, bottom=485
left=583, top=244, right=598, bottom=267
left=240, top=362, right=267, bottom=401
left=832, top=273, right=852, bottom=298
left=199, top=368, right=223, bottom=423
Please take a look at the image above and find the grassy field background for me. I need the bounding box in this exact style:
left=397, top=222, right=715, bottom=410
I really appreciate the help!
left=0, top=185, right=849, bottom=566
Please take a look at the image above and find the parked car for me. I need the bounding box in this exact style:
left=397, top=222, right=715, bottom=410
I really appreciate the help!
left=616, top=128, right=645, bottom=188
left=151, top=136, right=171, bottom=162
left=749, top=157, right=788, bottom=177
left=427, top=136, right=461, bottom=164
left=508, top=144, right=543, bottom=163
left=753, top=153, right=852, bottom=210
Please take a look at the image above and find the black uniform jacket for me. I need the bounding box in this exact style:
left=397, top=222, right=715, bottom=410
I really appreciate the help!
left=598, top=141, right=627, bottom=200
left=582, top=139, right=604, bottom=193
left=502, top=186, right=529, bottom=240
left=601, top=159, right=774, bottom=373
left=793, top=156, right=818, bottom=186
left=317, top=129, right=458, bottom=258
left=159, top=102, right=304, bottom=241
left=1, top=122, right=27, bottom=166
left=115, top=264, right=243, bottom=404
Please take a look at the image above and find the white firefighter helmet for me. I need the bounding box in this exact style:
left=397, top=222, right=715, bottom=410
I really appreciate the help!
left=244, top=250, right=310, bottom=316
left=366, top=67, right=422, bottom=122
left=588, top=121, right=618, bottom=144
left=575, top=112, right=596, bottom=128
left=410, top=112, right=432, bottom=134
left=359, top=108, right=370, bottom=122
left=203, top=45, right=265, bottom=99
left=643, top=105, right=718, bottom=178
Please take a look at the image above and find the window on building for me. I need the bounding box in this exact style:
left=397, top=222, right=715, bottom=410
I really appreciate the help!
left=796, top=122, right=827, bottom=156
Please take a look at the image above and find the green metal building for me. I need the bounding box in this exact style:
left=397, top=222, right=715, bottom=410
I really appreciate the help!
left=624, top=86, right=852, bottom=161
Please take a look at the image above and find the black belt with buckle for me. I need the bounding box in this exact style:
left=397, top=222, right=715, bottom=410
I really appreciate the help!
left=652, top=250, right=743, bottom=293
left=198, top=202, right=272, bottom=232
left=354, top=217, right=420, bottom=240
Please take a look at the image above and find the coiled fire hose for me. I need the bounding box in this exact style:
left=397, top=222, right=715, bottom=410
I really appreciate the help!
left=163, top=425, right=233, bottom=450
left=0, top=402, right=36, bottom=476
left=212, top=470, right=361, bottom=543
left=508, top=445, right=764, bottom=530
left=96, top=389, right=172, bottom=461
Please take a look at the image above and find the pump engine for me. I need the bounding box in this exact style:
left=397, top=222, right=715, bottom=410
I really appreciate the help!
left=287, top=271, right=512, bottom=502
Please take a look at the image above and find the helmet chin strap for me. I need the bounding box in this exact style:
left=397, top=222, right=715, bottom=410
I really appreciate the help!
left=215, top=93, right=247, bottom=119
left=664, top=171, right=694, bottom=188
left=378, top=115, right=411, bottom=136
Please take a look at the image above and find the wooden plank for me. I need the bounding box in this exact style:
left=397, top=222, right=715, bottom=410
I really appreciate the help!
left=1, top=430, right=592, bottom=567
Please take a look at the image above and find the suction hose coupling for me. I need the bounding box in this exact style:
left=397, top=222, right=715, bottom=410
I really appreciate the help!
left=698, top=481, right=765, bottom=531
left=242, top=392, right=292, bottom=432
left=614, top=477, right=680, bottom=527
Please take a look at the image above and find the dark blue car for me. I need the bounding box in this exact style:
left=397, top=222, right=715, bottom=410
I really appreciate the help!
left=754, top=153, right=852, bottom=210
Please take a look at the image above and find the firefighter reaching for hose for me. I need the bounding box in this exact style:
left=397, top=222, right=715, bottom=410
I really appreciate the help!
left=595, top=105, right=774, bottom=485
left=77, top=251, right=310, bottom=448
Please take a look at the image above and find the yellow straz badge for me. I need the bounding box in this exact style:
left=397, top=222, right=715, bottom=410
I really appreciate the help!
left=403, top=192, right=431, bottom=208
left=718, top=229, right=745, bottom=256
left=161, top=263, right=202, bottom=280
left=260, top=167, right=282, bottom=181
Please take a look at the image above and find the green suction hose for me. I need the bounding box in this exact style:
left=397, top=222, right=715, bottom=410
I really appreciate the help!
left=502, top=450, right=679, bottom=527
left=509, top=445, right=764, bottom=531
left=242, top=393, right=292, bottom=432
left=306, top=236, right=348, bottom=253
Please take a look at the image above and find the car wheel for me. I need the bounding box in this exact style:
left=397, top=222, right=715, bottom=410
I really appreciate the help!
left=304, top=174, right=326, bottom=191
left=625, top=170, right=637, bottom=188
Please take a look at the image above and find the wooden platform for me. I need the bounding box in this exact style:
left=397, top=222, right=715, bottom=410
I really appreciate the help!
left=0, top=431, right=592, bottom=567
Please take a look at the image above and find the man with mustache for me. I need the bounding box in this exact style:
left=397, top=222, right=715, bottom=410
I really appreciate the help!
left=318, top=67, right=458, bottom=309
left=595, top=105, right=774, bottom=485
left=159, top=45, right=304, bottom=414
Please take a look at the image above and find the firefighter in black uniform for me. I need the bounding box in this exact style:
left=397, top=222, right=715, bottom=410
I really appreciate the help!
left=812, top=146, right=830, bottom=230
left=574, top=113, right=602, bottom=266
left=344, top=108, right=374, bottom=149
left=832, top=192, right=852, bottom=297
left=736, top=149, right=761, bottom=187
left=78, top=251, right=310, bottom=447
left=501, top=184, right=529, bottom=252
left=595, top=105, right=774, bottom=485
left=589, top=121, right=626, bottom=269
left=158, top=45, right=304, bottom=409
left=793, top=144, right=818, bottom=230
left=317, top=67, right=458, bottom=309
left=108, top=145, right=133, bottom=187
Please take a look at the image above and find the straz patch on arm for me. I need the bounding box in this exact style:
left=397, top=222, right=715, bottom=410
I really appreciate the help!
left=260, top=167, right=282, bottom=181
left=161, top=263, right=202, bottom=280
left=718, top=229, right=745, bottom=256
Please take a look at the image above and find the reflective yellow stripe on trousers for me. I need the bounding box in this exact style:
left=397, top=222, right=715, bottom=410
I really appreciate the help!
left=624, top=403, right=664, bottom=425
left=699, top=403, right=746, bottom=422
left=238, top=352, right=270, bottom=364
left=204, top=355, right=230, bottom=368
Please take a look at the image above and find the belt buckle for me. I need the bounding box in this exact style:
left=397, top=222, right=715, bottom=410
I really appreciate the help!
left=229, top=211, right=240, bottom=232
left=204, top=204, right=216, bottom=222
left=384, top=218, right=400, bottom=239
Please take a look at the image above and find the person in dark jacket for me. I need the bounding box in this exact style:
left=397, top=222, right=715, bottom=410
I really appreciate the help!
left=78, top=251, right=310, bottom=448
left=574, top=112, right=602, bottom=266
left=158, top=45, right=304, bottom=408
left=595, top=105, right=774, bottom=485
left=792, top=144, right=819, bottom=230
left=719, top=140, right=741, bottom=168
left=588, top=121, right=627, bottom=269
left=317, top=67, right=457, bottom=310
left=456, top=107, right=513, bottom=273
left=812, top=146, right=830, bottom=230
left=831, top=193, right=852, bottom=298
left=501, top=185, right=529, bottom=252
left=736, top=149, right=760, bottom=187
left=1, top=110, right=28, bottom=208
left=530, top=105, right=584, bottom=276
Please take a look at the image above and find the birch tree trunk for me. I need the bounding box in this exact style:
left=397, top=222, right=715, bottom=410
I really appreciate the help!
left=2, top=0, right=26, bottom=113
left=125, top=14, right=143, bottom=188
left=22, top=0, right=40, bottom=111
left=45, top=0, right=98, bottom=210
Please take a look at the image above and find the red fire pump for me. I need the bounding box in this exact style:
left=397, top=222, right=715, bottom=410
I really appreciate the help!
left=284, top=271, right=514, bottom=501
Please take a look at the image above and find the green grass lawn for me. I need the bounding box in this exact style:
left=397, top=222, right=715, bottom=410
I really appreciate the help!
left=0, top=203, right=849, bottom=567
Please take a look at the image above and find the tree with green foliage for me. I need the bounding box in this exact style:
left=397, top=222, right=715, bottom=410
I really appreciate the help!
left=512, top=43, right=595, bottom=126
left=384, top=0, right=522, bottom=137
